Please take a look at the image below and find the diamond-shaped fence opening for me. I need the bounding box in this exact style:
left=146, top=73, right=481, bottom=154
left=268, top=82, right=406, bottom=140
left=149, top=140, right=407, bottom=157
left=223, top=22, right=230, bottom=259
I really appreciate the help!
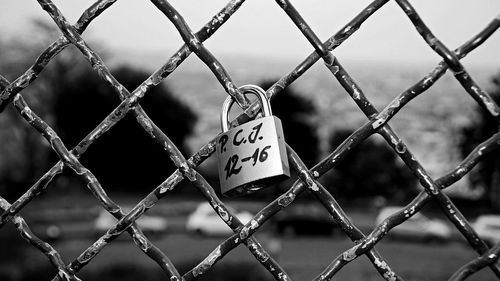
left=1, top=1, right=500, bottom=280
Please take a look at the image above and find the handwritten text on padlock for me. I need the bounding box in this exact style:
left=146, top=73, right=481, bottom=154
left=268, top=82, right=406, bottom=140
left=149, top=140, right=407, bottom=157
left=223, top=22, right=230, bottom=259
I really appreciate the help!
left=218, top=122, right=273, bottom=180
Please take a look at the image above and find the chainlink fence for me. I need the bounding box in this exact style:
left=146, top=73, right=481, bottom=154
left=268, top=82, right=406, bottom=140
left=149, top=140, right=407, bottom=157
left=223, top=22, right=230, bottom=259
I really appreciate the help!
left=1, top=0, right=500, bottom=280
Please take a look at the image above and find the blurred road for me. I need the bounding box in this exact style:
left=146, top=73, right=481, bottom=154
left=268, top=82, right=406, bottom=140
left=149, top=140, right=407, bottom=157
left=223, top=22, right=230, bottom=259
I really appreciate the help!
left=2, top=199, right=492, bottom=280
left=4, top=233, right=496, bottom=281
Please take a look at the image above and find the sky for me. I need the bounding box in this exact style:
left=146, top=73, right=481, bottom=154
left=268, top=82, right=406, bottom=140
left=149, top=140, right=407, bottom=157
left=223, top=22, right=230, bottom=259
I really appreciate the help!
left=1, top=0, right=499, bottom=67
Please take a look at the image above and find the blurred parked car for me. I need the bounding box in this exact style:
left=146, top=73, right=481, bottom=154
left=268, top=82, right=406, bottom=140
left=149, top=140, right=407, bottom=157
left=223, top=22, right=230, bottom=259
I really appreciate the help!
left=94, top=208, right=168, bottom=236
left=274, top=203, right=338, bottom=236
left=186, top=202, right=253, bottom=236
left=473, top=214, right=500, bottom=246
left=376, top=206, right=451, bottom=242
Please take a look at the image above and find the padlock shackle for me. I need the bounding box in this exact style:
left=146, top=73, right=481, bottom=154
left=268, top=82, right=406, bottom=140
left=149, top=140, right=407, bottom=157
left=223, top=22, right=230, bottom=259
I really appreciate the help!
left=221, top=85, right=272, bottom=132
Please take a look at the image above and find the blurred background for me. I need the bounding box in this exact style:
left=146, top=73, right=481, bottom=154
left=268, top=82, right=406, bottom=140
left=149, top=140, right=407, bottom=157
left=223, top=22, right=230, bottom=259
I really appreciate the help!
left=1, top=1, right=500, bottom=280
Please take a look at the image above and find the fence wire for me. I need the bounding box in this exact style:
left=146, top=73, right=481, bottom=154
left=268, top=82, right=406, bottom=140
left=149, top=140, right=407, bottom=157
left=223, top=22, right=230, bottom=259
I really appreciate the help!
left=1, top=0, right=500, bottom=280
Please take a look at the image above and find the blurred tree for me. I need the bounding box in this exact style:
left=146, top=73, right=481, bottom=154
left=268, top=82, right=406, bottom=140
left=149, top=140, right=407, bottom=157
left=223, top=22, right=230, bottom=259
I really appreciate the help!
left=0, top=21, right=66, bottom=199
left=259, top=80, right=319, bottom=167
left=53, top=65, right=197, bottom=193
left=459, top=73, right=500, bottom=210
left=0, top=20, right=197, bottom=196
left=323, top=129, right=416, bottom=202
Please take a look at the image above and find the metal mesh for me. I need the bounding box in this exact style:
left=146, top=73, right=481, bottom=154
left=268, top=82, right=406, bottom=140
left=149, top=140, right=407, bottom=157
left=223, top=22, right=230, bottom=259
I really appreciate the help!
left=1, top=0, right=500, bottom=280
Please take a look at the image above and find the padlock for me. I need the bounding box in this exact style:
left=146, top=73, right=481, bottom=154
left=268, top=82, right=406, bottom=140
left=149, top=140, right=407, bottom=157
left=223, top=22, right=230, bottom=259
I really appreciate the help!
left=216, top=85, right=290, bottom=197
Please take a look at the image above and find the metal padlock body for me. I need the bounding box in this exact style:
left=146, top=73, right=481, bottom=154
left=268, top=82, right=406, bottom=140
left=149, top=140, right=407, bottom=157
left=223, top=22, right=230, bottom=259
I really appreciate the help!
left=216, top=85, right=290, bottom=197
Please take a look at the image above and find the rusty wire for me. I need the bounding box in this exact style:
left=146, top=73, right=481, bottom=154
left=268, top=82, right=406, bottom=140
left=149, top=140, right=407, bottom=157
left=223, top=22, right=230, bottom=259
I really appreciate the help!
left=1, top=0, right=500, bottom=280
